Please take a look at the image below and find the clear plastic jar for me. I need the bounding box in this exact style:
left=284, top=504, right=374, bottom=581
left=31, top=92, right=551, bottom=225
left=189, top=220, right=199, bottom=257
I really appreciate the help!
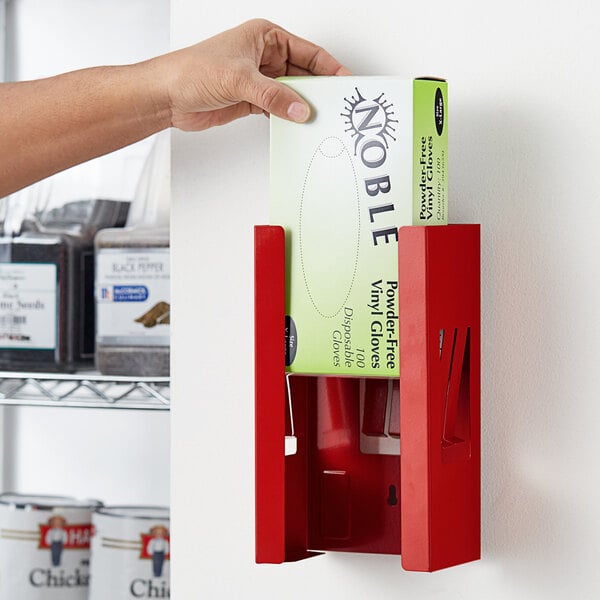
left=94, top=132, right=170, bottom=377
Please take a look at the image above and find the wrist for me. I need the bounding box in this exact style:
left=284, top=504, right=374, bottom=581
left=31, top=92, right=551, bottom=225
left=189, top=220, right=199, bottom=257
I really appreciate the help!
left=131, top=59, right=173, bottom=131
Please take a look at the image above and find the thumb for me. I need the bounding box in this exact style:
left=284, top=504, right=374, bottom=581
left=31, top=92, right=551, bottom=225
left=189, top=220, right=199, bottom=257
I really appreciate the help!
left=245, top=73, right=311, bottom=123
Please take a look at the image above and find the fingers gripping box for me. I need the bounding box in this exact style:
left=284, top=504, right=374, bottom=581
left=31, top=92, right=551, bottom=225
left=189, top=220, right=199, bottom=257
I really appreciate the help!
left=270, top=76, right=448, bottom=377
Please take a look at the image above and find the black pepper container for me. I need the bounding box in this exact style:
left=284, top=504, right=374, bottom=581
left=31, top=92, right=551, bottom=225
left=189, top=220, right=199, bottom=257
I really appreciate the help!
left=94, top=227, right=170, bottom=376
left=94, top=132, right=170, bottom=377
left=0, top=199, right=129, bottom=372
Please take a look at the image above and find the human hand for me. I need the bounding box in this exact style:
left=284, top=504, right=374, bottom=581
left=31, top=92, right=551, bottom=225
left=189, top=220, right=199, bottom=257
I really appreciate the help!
left=150, top=19, right=350, bottom=131
left=0, top=19, right=348, bottom=196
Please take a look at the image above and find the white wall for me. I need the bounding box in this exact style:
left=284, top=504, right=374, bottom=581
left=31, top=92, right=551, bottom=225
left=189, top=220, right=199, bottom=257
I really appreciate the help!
left=171, top=1, right=600, bottom=599
left=3, top=0, right=171, bottom=506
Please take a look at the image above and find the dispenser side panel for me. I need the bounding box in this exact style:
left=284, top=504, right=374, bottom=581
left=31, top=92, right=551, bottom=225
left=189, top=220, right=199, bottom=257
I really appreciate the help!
left=255, top=225, right=314, bottom=564
left=255, top=226, right=287, bottom=563
left=400, top=225, right=481, bottom=571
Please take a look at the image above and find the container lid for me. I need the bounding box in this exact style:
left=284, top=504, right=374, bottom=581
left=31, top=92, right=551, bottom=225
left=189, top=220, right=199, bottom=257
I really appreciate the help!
left=0, top=493, right=103, bottom=510
left=38, top=199, right=130, bottom=232
left=95, top=505, right=169, bottom=521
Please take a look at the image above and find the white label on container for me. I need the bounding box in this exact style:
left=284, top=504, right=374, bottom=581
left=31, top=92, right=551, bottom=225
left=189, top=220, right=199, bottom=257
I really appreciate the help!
left=0, top=506, right=93, bottom=599
left=0, top=263, right=57, bottom=350
left=96, top=248, right=170, bottom=347
left=89, top=512, right=170, bottom=600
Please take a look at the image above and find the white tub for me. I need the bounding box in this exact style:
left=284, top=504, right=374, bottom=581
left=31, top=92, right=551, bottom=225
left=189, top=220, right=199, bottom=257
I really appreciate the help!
left=89, top=506, right=170, bottom=599
left=0, top=493, right=101, bottom=599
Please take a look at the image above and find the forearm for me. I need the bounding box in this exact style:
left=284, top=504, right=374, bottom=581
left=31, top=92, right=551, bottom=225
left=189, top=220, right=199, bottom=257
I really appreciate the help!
left=0, top=19, right=349, bottom=198
left=0, top=61, right=171, bottom=198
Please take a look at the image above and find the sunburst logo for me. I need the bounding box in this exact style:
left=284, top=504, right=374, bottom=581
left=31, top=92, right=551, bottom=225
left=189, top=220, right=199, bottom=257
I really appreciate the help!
left=341, top=88, right=398, bottom=154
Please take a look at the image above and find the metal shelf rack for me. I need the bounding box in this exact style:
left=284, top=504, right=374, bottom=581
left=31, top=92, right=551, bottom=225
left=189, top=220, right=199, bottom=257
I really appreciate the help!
left=0, top=372, right=170, bottom=410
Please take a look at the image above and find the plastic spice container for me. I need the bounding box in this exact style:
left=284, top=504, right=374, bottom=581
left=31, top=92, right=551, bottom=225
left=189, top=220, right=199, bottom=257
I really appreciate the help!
left=94, top=131, right=170, bottom=377
left=94, top=227, right=170, bottom=376
left=0, top=199, right=129, bottom=372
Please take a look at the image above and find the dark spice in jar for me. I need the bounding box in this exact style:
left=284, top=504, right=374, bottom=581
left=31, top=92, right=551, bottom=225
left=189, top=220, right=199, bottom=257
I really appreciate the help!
left=0, top=200, right=129, bottom=372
